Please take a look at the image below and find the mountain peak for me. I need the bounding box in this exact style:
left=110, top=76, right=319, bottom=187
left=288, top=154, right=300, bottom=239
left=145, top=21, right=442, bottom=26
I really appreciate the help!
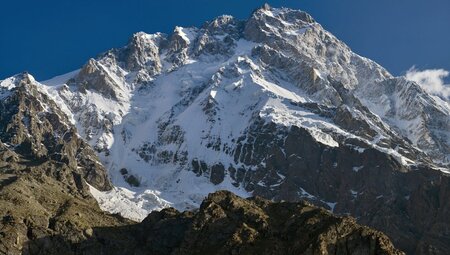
left=262, top=3, right=271, bottom=10
left=14, top=71, right=35, bottom=83
left=119, top=31, right=166, bottom=72
left=0, top=72, right=40, bottom=102
left=0, top=72, right=36, bottom=89
left=128, top=31, right=165, bottom=46
left=203, top=15, right=240, bottom=33
left=251, top=4, right=315, bottom=24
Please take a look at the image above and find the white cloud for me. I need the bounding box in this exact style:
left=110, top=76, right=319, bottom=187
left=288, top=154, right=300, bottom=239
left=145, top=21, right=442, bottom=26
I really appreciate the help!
left=405, top=67, right=450, bottom=100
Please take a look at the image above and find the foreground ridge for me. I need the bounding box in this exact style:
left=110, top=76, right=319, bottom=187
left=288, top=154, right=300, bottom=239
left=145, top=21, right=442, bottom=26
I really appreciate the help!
left=27, top=191, right=404, bottom=255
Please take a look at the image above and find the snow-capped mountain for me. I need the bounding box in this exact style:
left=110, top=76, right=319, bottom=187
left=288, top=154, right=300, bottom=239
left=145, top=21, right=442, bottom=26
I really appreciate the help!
left=2, top=4, right=450, bottom=254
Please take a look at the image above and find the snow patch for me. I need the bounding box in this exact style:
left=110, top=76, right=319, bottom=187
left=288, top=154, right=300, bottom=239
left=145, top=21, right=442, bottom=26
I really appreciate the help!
left=352, top=166, right=364, bottom=172
left=88, top=183, right=170, bottom=221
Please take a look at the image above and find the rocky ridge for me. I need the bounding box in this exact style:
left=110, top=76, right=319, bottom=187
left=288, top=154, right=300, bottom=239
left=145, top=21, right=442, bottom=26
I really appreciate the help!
left=0, top=73, right=131, bottom=255
left=26, top=191, right=404, bottom=255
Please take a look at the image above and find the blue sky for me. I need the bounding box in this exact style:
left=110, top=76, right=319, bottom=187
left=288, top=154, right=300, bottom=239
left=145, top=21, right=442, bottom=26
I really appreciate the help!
left=1, top=0, right=449, bottom=81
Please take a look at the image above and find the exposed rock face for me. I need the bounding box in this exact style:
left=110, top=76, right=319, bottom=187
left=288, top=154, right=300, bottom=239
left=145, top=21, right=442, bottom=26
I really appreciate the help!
left=26, top=191, right=404, bottom=255
left=119, top=32, right=164, bottom=73
left=0, top=73, right=111, bottom=191
left=223, top=119, right=450, bottom=255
